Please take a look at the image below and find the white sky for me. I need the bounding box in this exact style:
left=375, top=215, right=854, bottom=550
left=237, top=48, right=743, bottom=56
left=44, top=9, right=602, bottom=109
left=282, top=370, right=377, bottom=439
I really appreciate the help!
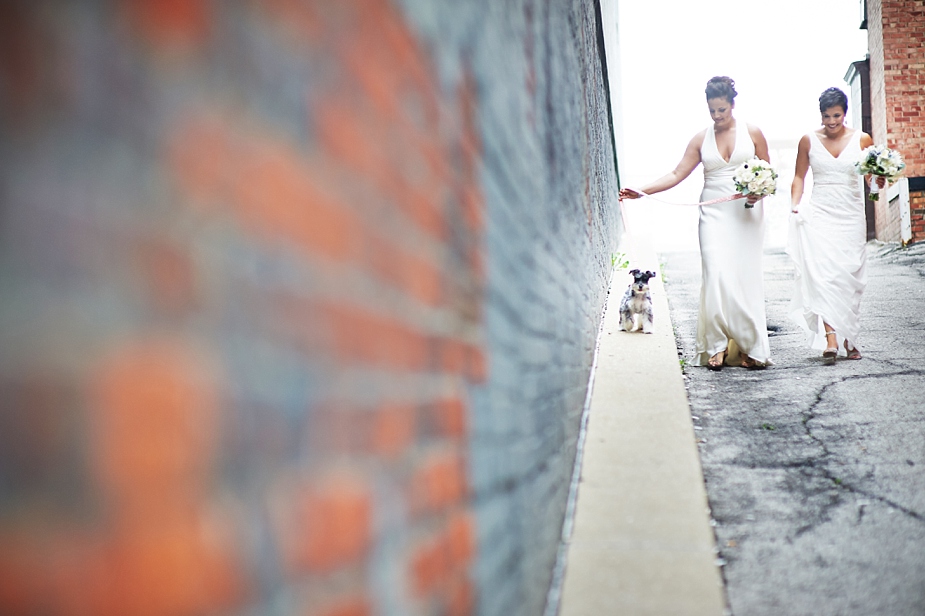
left=616, top=0, right=869, bottom=251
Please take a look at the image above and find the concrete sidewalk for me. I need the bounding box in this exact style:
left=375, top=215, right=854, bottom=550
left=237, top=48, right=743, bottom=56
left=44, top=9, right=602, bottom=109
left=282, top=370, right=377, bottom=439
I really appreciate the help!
left=555, top=234, right=925, bottom=616
left=557, top=235, right=726, bottom=616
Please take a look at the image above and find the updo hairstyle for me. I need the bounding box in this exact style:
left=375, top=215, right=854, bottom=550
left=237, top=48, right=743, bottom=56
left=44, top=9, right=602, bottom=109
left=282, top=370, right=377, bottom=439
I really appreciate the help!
left=705, top=76, right=737, bottom=102
left=818, top=87, right=848, bottom=113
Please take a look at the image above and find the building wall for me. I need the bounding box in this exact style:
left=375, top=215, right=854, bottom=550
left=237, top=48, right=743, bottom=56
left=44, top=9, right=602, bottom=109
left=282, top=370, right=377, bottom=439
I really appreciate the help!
left=866, top=0, right=925, bottom=242
left=0, top=2, right=621, bottom=616
left=868, top=0, right=888, bottom=147
left=874, top=187, right=906, bottom=241
left=911, top=192, right=925, bottom=239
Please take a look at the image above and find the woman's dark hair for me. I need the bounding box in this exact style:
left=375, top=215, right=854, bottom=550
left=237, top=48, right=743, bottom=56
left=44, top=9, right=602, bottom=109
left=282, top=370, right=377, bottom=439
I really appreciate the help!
left=705, top=76, right=737, bottom=102
left=819, top=87, right=848, bottom=113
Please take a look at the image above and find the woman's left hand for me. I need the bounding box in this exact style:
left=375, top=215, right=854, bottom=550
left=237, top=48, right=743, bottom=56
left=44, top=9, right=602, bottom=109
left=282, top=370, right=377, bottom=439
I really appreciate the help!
left=619, top=188, right=644, bottom=200
left=745, top=194, right=759, bottom=206
left=876, top=175, right=887, bottom=189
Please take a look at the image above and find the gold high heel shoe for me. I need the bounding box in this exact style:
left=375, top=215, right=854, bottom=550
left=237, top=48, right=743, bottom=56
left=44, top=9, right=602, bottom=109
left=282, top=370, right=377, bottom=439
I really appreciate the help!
left=844, top=339, right=862, bottom=360
left=822, top=330, right=838, bottom=364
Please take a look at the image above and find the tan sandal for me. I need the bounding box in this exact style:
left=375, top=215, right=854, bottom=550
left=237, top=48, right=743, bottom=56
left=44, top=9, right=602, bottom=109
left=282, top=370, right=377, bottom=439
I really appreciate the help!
left=822, top=330, right=837, bottom=364
left=741, top=355, right=767, bottom=370
left=845, top=340, right=862, bottom=360
left=708, top=349, right=727, bottom=371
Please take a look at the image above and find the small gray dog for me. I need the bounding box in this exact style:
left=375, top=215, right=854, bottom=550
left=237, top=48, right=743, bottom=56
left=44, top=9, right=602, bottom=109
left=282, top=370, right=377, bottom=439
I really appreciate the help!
left=619, top=269, right=656, bottom=333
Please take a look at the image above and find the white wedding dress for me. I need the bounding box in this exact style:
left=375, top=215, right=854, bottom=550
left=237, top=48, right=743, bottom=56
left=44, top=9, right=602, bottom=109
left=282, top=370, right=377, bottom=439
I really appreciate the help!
left=695, top=120, right=771, bottom=366
left=787, top=129, right=867, bottom=354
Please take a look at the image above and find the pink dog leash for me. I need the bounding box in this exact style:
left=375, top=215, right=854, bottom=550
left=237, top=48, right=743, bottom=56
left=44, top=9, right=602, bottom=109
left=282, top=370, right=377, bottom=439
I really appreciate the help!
left=618, top=189, right=746, bottom=207
left=616, top=189, right=750, bottom=236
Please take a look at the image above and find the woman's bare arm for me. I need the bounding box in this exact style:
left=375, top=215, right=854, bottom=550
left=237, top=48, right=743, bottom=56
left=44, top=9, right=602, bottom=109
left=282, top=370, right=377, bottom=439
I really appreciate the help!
left=619, top=131, right=704, bottom=198
left=748, top=123, right=770, bottom=163
left=790, top=134, right=811, bottom=212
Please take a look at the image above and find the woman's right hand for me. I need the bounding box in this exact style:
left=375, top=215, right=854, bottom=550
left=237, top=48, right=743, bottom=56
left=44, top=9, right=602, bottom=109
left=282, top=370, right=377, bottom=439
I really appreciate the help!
left=619, top=188, right=643, bottom=200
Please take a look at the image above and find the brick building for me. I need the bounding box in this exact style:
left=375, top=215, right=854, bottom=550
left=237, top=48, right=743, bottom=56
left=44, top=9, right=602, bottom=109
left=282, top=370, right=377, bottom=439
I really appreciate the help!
left=0, top=1, right=623, bottom=615
left=853, top=0, right=925, bottom=242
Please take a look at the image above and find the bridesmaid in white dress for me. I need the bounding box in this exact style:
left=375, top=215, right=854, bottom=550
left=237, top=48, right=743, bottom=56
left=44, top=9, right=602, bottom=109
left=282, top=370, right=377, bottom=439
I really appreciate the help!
left=788, top=87, right=882, bottom=363
left=620, top=76, right=772, bottom=370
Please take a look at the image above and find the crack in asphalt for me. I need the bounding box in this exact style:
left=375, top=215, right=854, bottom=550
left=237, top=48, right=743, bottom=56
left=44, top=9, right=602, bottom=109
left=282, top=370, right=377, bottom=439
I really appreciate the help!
left=664, top=245, right=925, bottom=615
left=796, top=370, right=925, bottom=529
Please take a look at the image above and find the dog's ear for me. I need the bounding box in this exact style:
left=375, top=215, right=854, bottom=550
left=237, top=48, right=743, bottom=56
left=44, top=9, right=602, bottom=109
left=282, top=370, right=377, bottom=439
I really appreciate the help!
left=646, top=270, right=656, bottom=279
left=629, top=268, right=640, bottom=276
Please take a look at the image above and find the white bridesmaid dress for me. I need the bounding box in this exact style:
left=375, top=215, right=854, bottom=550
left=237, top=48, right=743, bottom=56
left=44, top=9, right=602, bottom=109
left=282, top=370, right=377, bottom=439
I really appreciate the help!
left=696, top=120, right=771, bottom=366
left=787, top=129, right=867, bottom=354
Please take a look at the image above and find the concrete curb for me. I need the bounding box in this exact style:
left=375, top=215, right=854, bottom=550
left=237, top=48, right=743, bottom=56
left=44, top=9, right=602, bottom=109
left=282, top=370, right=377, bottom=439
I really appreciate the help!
left=558, top=235, right=726, bottom=616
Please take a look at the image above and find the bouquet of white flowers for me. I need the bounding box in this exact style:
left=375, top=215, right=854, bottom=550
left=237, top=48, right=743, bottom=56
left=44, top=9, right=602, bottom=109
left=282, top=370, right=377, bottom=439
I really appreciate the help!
left=855, top=145, right=905, bottom=200
left=733, top=158, right=778, bottom=208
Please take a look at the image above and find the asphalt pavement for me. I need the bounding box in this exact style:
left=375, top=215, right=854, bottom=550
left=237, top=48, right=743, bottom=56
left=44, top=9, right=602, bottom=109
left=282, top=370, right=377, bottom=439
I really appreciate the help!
left=661, top=240, right=925, bottom=616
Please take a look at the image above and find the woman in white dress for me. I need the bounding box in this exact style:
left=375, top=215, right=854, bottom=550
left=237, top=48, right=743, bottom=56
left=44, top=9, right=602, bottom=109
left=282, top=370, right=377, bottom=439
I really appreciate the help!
left=620, top=76, right=772, bottom=370
left=788, top=87, right=882, bottom=362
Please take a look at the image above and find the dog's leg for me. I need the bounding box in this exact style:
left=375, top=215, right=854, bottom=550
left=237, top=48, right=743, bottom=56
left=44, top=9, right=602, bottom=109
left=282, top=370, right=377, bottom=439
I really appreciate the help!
left=620, top=311, right=634, bottom=332
left=641, top=309, right=654, bottom=334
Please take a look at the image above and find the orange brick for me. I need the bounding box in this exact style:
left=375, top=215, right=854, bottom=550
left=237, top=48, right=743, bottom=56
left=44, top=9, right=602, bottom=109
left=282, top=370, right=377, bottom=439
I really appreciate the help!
left=365, top=233, right=444, bottom=307
left=308, top=404, right=369, bottom=454
left=0, top=4, right=43, bottom=120
left=0, top=521, right=249, bottom=616
left=409, top=512, right=475, bottom=601
left=468, top=246, right=486, bottom=285
left=445, top=513, right=476, bottom=565
left=344, top=0, right=440, bottom=130
left=122, top=0, right=211, bottom=48
left=0, top=373, right=74, bottom=487
left=266, top=291, right=328, bottom=355
left=410, top=535, right=451, bottom=597
left=458, top=69, right=483, bottom=161
left=432, top=397, right=468, bottom=438
left=315, top=99, right=391, bottom=189
left=170, top=115, right=363, bottom=263
left=408, top=452, right=468, bottom=516
left=167, top=114, right=233, bottom=208
left=136, top=238, right=198, bottom=314
left=342, top=42, right=405, bottom=130
left=104, top=508, right=250, bottom=616
left=376, top=3, right=440, bottom=109
left=402, top=251, right=444, bottom=307
left=372, top=403, right=417, bottom=459
left=25, top=534, right=114, bottom=616
left=232, top=137, right=359, bottom=262
left=309, top=402, right=419, bottom=459
left=319, top=302, right=431, bottom=370
left=89, top=338, right=220, bottom=518
left=315, top=99, right=447, bottom=240
left=262, top=0, right=323, bottom=42
left=446, top=575, right=475, bottom=616
left=465, top=345, right=488, bottom=382
left=313, top=595, right=373, bottom=616
left=437, top=340, right=468, bottom=374
left=461, top=184, right=485, bottom=231
left=0, top=535, right=48, bottom=616
left=280, top=477, right=373, bottom=574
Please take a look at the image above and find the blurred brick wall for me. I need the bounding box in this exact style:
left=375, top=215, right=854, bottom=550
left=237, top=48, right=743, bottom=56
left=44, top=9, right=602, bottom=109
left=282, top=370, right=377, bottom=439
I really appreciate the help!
left=867, top=0, right=925, bottom=242
left=0, top=2, right=621, bottom=616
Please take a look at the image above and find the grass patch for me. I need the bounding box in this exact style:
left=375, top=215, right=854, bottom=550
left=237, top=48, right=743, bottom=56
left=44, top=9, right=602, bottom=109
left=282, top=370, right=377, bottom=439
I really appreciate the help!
left=611, top=252, right=630, bottom=270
